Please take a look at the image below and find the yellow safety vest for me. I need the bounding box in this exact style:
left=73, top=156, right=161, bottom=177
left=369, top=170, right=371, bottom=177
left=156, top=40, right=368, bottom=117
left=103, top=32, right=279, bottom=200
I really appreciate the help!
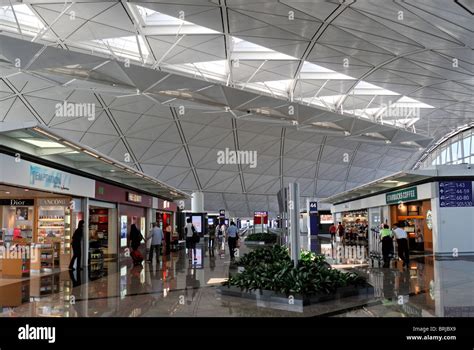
left=380, top=228, right=392, bottom=238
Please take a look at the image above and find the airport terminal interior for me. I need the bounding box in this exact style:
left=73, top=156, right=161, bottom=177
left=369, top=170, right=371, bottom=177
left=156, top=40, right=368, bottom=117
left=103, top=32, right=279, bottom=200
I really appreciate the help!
left=0, top=0, right=472, bottom=318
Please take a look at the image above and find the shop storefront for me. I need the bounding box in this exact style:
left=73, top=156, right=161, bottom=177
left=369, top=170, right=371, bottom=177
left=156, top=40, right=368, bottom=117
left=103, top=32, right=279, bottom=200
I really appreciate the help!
left=88, top=200, right=117, bottom=260
left=153, top=198, right=177, bottom=249
left=386, top=187, right=432, bottom=252
left=340, top=209, right=368, bottom=243
left=0, top=153, right=95, bottom=274
left=95, top=182, right=153, bottom=259
left=327, top=166, right=474, bottom=256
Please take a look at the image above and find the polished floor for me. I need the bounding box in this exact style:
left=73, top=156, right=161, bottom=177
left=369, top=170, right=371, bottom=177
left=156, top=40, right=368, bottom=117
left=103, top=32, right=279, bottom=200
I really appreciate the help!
left=0, top=238, right=472, bottom=317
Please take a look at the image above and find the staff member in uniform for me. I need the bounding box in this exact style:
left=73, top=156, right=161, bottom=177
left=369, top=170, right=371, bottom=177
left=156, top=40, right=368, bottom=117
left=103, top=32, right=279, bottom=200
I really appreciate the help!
left=379, top=224, right=393, bottom=268
left=392, top=223, right=409, bottom=268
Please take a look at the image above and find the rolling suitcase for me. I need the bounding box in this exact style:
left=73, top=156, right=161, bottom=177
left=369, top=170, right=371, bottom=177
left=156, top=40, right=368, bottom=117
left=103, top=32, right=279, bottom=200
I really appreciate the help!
left=131, top=249, right=144, bottom=265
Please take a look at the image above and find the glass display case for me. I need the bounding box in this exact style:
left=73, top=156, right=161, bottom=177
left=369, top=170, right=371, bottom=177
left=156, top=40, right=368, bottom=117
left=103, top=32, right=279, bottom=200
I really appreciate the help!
left=37, top=206, right=65, bottom=242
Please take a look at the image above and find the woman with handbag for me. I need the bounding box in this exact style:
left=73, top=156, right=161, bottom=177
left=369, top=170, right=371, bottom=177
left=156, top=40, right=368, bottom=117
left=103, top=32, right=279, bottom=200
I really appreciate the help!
left=185, top=218, right=197, bottom=262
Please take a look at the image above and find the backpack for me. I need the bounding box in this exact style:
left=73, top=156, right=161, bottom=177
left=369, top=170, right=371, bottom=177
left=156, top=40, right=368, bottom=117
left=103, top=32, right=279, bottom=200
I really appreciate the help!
left=186, top=225, right=199, bottom=243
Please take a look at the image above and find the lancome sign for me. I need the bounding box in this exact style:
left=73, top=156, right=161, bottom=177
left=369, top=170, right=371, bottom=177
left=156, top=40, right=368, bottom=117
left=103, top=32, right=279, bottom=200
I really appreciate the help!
left=38, top=198, right=69, bottom=206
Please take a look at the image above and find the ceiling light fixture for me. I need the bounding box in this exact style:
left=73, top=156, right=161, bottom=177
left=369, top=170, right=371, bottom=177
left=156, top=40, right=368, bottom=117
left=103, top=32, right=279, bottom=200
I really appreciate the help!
left=83, top=150, right=99, bottom=158
left=62, top=141, right=82, bottom=151
left=99, top=157, right=114, bottom=165
left=32, top=127, right=61, bottom=141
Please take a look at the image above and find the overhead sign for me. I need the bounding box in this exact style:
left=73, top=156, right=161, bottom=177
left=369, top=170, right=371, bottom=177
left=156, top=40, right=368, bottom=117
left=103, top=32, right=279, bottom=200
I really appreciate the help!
left=38, top=198, right=69, bottom=206
left=0, top=154, right=95, bottom=198
left=439, top=181, right=473, bottom=207
left=308, top=201, right=318, bottom=236
left=127, top=192, right=142, bottom=203
left=0, top=199, right=34, bottom=206
left=386, top=187, right=418, bottom=204
left=30, top=164, right=71, bottom=191
left=320, top=214, right=334, bottom=224
left=254, top=211, right=268, bottom=225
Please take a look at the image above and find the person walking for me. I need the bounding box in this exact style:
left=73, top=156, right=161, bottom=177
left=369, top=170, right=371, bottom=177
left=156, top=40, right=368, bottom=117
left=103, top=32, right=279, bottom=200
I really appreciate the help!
left=130, top=224, right=144, bottom=251
left=415, top=228, right=424, bottom=251
left=329, top=223, right=337, bottom=242
left=208, top=225, right=216, bottom=256
left=69, top=220, right=84, bottom=270
left=147, top=222, right=164, bottom=263
left=164, top=223, right=172, bottom=254
left=185, top=218, right=197, bottom=261
left=226, top=221, right=239, bottom=262
left=392, top=223, right=410, bottom=268
left=380, top=224, right=393, bottom=268
left=130, top=224, right=145, bottom=265
left=336, top=222, right=345, bottom=244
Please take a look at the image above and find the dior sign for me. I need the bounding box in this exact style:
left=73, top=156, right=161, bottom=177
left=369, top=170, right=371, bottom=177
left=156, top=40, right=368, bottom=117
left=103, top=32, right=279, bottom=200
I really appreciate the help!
left=0, top=199, right=34, bottom=206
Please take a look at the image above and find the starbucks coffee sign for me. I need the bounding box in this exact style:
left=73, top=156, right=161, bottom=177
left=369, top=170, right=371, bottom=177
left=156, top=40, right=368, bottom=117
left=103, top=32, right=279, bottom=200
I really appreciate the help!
left=386, top=187, right=418, bottom=204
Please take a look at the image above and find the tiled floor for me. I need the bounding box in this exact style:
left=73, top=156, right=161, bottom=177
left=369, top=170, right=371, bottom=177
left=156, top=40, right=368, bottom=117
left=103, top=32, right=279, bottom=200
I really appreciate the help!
left=0, top=240, right=472, bottom=317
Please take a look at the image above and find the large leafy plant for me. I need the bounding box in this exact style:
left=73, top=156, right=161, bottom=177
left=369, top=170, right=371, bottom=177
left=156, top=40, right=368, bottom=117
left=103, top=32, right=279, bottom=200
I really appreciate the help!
left=224, top=245, right=366, bottom=296
left=245, top=232, right=277, bottom=244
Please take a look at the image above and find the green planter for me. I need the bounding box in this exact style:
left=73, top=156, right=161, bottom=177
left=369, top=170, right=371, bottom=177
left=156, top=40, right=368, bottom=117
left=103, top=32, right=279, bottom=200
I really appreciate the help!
left=218, top=284, right=374, bottom=312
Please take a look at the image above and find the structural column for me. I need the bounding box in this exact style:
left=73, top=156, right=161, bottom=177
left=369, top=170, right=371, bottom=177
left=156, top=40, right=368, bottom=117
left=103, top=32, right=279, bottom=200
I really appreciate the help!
left=191, top=191, right=204, bottom=212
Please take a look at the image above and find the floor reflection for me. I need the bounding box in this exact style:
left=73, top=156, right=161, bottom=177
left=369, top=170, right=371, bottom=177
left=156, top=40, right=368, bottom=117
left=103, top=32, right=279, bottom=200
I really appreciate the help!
left=0, top=239, right=472, bottom=317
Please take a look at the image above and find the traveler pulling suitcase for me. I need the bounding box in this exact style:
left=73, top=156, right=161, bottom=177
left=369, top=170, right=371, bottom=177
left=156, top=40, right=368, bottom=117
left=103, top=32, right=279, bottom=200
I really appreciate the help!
left=131, top=249, right=144, bottom=265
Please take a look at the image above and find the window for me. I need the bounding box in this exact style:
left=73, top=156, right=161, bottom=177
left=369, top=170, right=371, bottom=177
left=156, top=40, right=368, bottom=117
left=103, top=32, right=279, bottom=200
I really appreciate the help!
left=419, top=126, right=474, bottom=168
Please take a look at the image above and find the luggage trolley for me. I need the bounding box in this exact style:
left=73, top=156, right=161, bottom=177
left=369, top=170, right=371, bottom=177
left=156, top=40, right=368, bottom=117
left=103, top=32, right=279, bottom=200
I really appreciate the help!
left=369, top=228, right=383, bottom=267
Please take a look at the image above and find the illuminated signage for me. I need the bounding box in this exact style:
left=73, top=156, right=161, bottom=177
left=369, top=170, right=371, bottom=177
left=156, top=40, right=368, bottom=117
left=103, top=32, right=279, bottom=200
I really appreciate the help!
left=127, top=193, right=142, bottom=203
left=0, top=199, right=34, bottom=206
left=30, top=164, right=71, bottom=191
left=386, top=187, right=418, bottom=204
left=320, top=214, right=334, bottom=224
left=38, top=198, right=69, bottom=206
left=426, top=210, right=433, bottom=230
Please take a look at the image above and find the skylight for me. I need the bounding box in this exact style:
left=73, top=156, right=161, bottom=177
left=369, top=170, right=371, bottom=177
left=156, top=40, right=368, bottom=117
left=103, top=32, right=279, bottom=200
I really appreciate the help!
left=20, top=139, right=65, bottom=148
left=0, top=4, right=44, bottom=36
left=134, top=5, right=219, bottom=34
left=352, top=81, right=399, bottom=95
left=90, top=36, right=150, bottom=61
left=298, top=97, right=327, bottom=108
left=300, top=62, right=355, bottom=80
left=232, top=37, right=297, bottom=60
left=391, top=96, right=434, bottom=109
left=318, top=95, right=346, bottom=106
left=248, top=80, right=293, bottom=97
left=170, top=60, right=228, bottom=81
